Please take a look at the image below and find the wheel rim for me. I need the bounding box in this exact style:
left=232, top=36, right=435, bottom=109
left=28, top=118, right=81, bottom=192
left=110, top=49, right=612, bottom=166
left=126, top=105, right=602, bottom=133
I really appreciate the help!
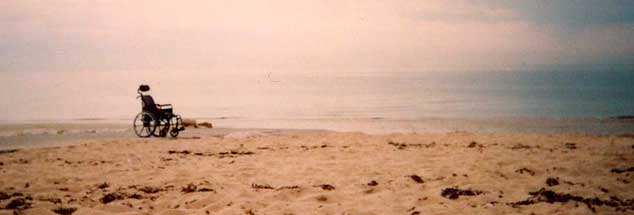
left=169, top=117, right=180, bottom=137
left=133, top=112, right=156, bottom=137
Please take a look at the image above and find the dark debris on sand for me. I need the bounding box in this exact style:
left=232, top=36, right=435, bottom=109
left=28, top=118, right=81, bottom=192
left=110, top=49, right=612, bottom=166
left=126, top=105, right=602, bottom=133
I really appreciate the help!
left=251, top=184, right=300, bottom=191
left=367, top=180, right=379, bottom=186
left=182, top=183, right=214, bottom=193
left=546, top=177, right=560, bottom=186
left=101, top=192, right=125, bottom=204
left=564, top=142, right=577, bottom=149
left=5, top=197, right=32, bottom=210
left=467, top=141, right=482, bottom=148
left=100, top=187, right=173, bottom=204
left=516, top=168, right=535, bottom=176
left=0, top=149, right=18, bottom=155
left=562, top=179, right=585, bottom=187
left=181, top=183, right=198, bottom=193
left=388, top=141, right=435, bottom=149
left=97, top=182, right=109, bottom=189
left=168, top=150, right=191, bottom=155
left=409, top=175, right=425, bottom=184
left=38, top=196, right=62, bottom=204
left=407, top=206, right=421, bottom=214
left=388, top=141, right=409, bottom=149
left=0, top=191, right=10, bottom=201
left=600, top=187, right=609, bottom=193
left=617, top=178, right=631, bottom=184
left=251, top=184, right=274, bottom=190
left=314, top=184, right=336, bottom=191
left=509, top=188, right=634, bottom=213
left=127, top=193, right=144, bottom=199
left=137, top=186, right=161, bottom=194
left=300, top=144, right=329, bottom=150
left=611, top=167, right=634, bottom=174
left=509, top=144, right=534, bottom=150
left=169, top=150, right=255, bottom=158
left=441, top=187, right=484, bottom=200
left=218, top=150, right=255, bottom=157
left=53, top=206, right=77, bottom=215
left=198, top=187, right=214, bottom=192
left=277, top=186, right=300, bottom=190
left=245, top=209, right=256, bottom=215
left=11, top=192, right=24, bottom=197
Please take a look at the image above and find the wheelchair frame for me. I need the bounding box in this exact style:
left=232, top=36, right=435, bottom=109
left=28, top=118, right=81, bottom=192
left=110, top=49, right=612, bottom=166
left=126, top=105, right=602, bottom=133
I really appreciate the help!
left=133, top=85, right=184, bottom=138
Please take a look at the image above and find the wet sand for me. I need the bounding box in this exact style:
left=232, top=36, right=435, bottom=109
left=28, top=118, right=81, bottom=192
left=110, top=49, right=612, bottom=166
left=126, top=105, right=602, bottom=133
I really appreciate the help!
left=1, top=130, right=633, bottom=214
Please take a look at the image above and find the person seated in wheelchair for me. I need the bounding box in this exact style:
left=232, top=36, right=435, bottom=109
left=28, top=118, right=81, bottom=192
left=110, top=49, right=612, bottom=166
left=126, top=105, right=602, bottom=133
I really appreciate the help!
left=134, top=85, right=184, bottom=137
left=140, top=89, right=173, bottom=118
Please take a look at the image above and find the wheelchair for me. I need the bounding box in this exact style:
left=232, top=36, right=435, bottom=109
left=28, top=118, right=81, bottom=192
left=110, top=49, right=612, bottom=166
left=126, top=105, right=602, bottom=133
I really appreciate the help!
left=133, top=85, right=185, bottom=137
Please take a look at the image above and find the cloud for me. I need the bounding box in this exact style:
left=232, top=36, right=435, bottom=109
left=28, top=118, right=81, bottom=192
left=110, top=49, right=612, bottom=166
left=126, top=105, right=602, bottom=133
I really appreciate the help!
left=0, top=0, right=632, bottom=73
left=475, top=0, right=634, bottom=27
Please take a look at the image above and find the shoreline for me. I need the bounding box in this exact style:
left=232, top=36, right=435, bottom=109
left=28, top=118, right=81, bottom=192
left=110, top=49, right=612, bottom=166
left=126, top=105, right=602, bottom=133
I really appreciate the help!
left=0, top=124, right=328, bottom=150
left=1, top=118, right=634, bottom=150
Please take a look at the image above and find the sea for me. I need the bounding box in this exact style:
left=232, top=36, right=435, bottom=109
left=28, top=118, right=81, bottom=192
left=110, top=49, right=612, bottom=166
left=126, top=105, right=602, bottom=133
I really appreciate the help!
left=1, top=69, right=633, bottom=134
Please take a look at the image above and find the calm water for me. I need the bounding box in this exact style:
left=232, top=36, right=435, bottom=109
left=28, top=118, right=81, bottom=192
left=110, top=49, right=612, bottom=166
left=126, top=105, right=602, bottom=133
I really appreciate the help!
left=1, top=69, right=633, bottom=132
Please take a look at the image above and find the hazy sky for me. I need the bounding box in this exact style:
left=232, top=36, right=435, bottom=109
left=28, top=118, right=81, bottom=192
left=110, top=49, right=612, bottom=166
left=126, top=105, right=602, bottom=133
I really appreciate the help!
left=2, top=0, right=633, bottom=72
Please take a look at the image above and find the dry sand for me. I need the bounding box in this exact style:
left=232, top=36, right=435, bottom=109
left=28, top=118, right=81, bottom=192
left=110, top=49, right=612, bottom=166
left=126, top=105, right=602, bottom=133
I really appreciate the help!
left=1, top=130, right=633, bottom=214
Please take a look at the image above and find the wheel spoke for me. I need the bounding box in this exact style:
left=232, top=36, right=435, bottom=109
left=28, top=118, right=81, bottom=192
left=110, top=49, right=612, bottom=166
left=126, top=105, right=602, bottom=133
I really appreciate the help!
left=134, top=112, right=156, bottom=138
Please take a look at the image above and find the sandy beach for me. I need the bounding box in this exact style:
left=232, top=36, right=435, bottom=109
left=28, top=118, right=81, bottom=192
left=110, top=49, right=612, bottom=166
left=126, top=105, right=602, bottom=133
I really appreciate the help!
left=1, top=127, right=633, bottom=214
left=4, top=1, right=634, bottom=214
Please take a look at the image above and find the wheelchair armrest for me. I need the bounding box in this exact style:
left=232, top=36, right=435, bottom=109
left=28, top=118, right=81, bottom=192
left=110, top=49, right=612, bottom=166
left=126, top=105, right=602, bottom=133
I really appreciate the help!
left=156, top=104, right=173, bottom=111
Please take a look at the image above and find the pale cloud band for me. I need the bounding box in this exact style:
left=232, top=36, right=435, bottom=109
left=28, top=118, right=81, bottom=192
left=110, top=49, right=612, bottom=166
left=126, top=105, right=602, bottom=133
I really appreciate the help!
left=1, top=0, right=632, bottom=72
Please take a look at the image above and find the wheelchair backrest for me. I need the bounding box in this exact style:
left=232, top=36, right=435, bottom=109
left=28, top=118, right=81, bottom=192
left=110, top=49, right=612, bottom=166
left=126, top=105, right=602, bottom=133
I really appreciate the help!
left=141, top=95, right=158, bottom=112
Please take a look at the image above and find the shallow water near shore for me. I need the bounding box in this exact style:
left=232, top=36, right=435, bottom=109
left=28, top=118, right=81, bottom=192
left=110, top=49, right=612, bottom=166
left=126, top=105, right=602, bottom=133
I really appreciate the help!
left=1, top=116, right=633, bottom=150
left=2, top=69, right=633, bottom=149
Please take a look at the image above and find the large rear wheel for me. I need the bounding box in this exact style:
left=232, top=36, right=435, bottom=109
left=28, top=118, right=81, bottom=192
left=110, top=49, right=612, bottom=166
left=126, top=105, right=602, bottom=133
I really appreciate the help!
left=133, top=112, right=157, bottom=138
